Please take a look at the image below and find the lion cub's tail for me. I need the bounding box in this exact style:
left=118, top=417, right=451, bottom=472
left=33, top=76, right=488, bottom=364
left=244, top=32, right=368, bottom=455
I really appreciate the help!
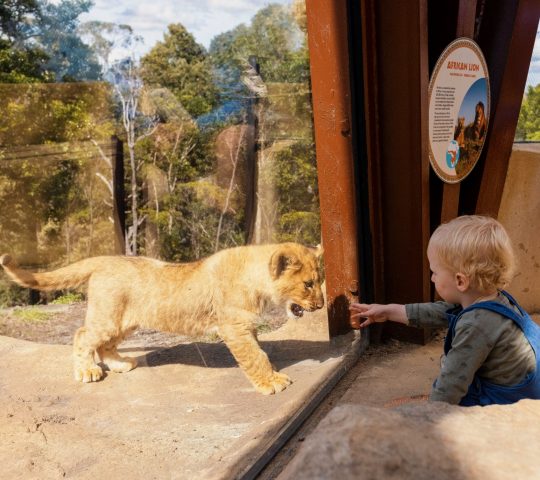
left=0, top=254, right=101, bottom=291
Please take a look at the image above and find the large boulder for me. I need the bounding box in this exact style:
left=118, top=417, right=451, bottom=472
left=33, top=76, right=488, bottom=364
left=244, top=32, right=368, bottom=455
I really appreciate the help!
left=279, top=400, right=540, bottom=480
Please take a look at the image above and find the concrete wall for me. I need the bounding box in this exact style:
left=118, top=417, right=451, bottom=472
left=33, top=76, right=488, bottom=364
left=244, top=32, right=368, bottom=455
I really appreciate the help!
left=498, top=143, right=540, bottom=313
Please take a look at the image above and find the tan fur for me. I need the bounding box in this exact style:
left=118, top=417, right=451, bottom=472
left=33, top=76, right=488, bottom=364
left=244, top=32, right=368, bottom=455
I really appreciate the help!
left=0, top=243, right=324, bottom=394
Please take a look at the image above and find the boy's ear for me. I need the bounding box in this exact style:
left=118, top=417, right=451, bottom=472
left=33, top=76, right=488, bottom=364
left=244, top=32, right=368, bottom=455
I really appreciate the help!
left=455, top=272, right=470, bottom=292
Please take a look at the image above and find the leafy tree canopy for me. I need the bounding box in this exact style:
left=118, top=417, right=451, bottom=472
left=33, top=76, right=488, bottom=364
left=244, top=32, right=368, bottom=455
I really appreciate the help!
left=0, top=0, right=101, bottom=83
left=516, top=83, right=540, bottom=141
left=37, top=0, right=101, bottom=81
left=140, top=24, right=217, bottom=118
left=209, top=4, right=309, bottom=85
left=0, top=0, right=40, bottom=44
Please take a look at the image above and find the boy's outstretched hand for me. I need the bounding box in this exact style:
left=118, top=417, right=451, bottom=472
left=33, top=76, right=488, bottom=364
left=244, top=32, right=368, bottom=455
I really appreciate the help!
left=349, top=303, right=408, bottom=329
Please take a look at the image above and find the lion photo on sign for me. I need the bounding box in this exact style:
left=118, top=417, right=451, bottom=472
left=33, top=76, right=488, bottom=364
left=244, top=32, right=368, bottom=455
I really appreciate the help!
left=465, top=101, right=487, bottom=141
left=0, top=243, right=324, bottom=395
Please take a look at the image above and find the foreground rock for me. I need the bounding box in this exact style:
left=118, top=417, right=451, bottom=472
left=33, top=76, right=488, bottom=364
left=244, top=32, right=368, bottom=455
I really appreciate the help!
left=278, top=400, right=540, bottom=480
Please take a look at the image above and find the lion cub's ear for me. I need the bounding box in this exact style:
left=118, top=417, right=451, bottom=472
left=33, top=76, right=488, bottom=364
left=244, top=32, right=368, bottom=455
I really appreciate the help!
left=269, top=248, right=301, bottom=279
left=314, top=244, right=324, bottom=257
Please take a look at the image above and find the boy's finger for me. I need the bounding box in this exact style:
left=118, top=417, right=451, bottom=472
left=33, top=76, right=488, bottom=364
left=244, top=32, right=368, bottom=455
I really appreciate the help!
left=359, top=318, right=372, bottom=328
left=349, top=303, right=371, bottom=310
left=351, top=307, right=377, bottom=318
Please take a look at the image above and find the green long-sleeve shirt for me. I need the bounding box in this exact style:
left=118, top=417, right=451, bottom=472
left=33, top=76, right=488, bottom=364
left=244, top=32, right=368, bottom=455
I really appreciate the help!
left=405, top=293, right=536, bottom=404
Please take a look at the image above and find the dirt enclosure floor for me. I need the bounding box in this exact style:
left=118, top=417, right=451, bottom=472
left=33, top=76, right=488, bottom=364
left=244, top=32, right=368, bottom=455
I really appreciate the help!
left=0, top=302, right=371, bottom=479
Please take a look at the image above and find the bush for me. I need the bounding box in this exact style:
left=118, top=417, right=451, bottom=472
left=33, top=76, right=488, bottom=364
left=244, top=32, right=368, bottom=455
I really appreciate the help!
left=0, top=277, right=29, bottom=308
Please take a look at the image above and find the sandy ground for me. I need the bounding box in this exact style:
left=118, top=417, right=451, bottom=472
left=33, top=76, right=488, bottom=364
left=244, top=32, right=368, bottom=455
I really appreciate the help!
left=0, top=302, right=366, bottom=480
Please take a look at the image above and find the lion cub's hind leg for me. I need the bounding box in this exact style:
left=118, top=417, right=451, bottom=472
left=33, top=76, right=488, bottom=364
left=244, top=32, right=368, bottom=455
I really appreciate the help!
left=97, top=333, right=137, bottom=373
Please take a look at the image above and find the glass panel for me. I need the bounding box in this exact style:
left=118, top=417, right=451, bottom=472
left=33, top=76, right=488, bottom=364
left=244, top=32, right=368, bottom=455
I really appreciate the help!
left=0, top=0, right=321, bottom=304
left=515, top=21, right=540, bottom=141
left=0, top=9, right=331, bottom=470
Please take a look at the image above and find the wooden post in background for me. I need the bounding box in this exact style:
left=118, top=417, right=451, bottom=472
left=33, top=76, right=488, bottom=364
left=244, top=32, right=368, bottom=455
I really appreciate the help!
left=475, top=0, right=540, bottom=216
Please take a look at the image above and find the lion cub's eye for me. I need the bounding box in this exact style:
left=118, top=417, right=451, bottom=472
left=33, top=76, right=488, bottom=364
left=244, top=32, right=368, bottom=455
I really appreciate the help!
left=304, top=280, right=314, bottom=289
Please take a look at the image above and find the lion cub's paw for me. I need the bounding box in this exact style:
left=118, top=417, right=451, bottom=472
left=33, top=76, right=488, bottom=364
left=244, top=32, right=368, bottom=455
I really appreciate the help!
left=106, top=357, right=138, bottom=373
left=75, top=365, right=103, bottom=383
left=254, top=371, right=292, bottom=395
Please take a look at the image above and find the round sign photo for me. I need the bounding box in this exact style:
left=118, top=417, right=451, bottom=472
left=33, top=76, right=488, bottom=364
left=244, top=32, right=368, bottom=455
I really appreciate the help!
left=428, top=38, right=490, bottom=183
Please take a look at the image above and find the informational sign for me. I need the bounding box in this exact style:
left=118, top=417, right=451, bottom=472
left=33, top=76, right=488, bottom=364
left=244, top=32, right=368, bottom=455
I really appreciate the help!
left=428, top=38, right=490, bottom=183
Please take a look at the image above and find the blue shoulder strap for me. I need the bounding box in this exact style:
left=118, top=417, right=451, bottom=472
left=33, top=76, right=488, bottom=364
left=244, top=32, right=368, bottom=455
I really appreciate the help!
left=460, top=290, right=526, bottom=327
left=464, top=301, right=524, bottom=327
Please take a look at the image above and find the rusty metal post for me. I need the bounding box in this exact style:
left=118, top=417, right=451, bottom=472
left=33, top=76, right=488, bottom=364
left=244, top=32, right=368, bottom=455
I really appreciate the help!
left=475, top=0, right=540, bottom=216
left=305, top=0, right=360, bottom=337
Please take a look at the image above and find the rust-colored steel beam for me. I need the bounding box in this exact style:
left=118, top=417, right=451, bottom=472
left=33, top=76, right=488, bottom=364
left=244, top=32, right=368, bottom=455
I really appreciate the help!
left=305, top=0, right=360, bottom=337
left=475, top=0, right=540, bottom=216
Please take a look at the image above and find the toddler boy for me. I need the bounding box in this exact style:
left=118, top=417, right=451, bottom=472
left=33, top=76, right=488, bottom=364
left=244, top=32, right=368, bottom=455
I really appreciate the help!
left=350, top=215, right=540, bottom=406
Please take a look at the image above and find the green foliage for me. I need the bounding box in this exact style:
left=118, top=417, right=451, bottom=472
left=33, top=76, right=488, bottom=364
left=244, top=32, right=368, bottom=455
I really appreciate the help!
left=278, top=211, right=320, bottom=245
left=516, top=84, right=540, bottom=141
left=0, top=82, right=115, bottom=268
left=50, top=291, right=84, bottom=304
left=0, top=82, right=114, bottom=145
left=13, top=307, right=51, bottom=322
left=0, top=0, right=102, bottom=83
left=273, top=141, right=321, bottom=245
left=0, top=277, right=29, bottom=308
left=37, top=0, right=102, bottom=81
left=136, top=122, right=214, bottom=183
left=273, top=141, right=319, bottom=214
left=145, top=180, right=245, bottom=262
left=0, top=39, right=51, bottom=83
left=0, top=0, right=40, bottom=42
left=209, top=4, right=310, bottom=85
left=141, top=24, right=217, bottom=117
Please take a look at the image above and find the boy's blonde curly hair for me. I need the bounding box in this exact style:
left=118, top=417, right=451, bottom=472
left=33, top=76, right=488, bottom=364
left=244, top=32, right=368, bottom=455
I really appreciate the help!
left=429, top=215, right=516, bottom=291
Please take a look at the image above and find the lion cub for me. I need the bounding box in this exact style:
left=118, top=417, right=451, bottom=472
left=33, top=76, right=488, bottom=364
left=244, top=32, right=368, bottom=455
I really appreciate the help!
left=0, top=243, right=324, bottom=394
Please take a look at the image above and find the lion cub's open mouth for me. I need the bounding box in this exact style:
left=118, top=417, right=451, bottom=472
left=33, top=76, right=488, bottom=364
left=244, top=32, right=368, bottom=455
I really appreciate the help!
left=290, top=303, right=305, bottom=317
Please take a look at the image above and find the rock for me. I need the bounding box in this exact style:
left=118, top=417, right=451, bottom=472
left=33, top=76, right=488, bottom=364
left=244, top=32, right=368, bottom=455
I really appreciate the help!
left=278, top=400, right=540, bottom=480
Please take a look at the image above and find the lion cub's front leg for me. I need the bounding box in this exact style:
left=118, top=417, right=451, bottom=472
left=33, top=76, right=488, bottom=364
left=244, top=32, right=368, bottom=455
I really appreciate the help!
left=73, top=326, right=104, bottom=383
left=219, top=319, right=291, bottom=395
